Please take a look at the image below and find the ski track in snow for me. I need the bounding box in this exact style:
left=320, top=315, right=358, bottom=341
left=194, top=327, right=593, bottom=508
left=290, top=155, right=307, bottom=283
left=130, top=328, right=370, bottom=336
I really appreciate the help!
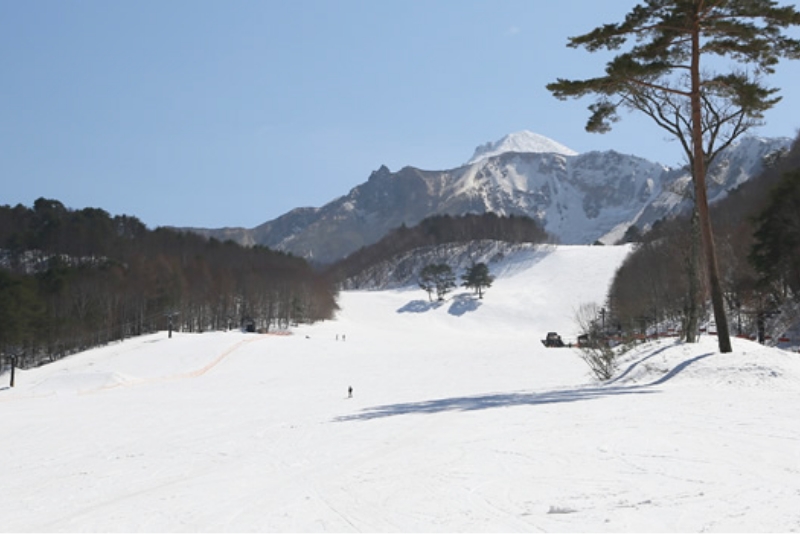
left=2, top=245, right=800, bottom=532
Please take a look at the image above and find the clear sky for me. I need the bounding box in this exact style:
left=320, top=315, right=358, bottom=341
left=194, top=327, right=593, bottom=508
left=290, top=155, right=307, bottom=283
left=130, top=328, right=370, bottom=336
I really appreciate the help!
left=2, top=0, right=799, bottom=230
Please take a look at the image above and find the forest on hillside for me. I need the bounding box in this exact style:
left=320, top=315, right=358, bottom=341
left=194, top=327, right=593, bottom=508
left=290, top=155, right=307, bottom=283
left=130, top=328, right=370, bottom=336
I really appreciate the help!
left=607, top=133, right=800, bottom=343
left=326, top=212, right=550, bottom=283
left=4, top=134, right=797, bottom=370
left=0, top=199, right=338, bottom=369
left=0, top=205, right=550, bottom=370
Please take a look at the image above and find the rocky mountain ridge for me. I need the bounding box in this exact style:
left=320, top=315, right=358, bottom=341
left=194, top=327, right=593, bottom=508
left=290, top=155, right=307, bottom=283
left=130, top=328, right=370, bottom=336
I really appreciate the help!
left=185, top=132, right=791, bottom=264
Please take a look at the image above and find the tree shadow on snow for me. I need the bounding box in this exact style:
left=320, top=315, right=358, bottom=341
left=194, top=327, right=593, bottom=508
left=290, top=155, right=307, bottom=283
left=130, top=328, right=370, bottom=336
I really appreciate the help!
left=448, top=294, right=481, bottom=316
left=647, top=352, right=715, bottom=386
left=335, top=349, right=718, bottom=423
left=396, top=294, right=481, bottom=316
left=605, top=344, right=678, bottom=385
left=334, top=385, right=656, bottom=422
left=397, top=300, right=444, bottom=314
left=606, top=341, right=716, bottom=387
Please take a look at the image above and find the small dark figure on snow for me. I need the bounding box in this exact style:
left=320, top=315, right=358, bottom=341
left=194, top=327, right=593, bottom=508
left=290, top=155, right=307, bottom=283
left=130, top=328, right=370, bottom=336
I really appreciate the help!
left=348, top=386, right=353, bottom=398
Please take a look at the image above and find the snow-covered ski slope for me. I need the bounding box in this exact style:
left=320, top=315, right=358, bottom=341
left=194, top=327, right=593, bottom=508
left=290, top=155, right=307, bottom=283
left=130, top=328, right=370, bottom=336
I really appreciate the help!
left=2, top=244, right=800, bottom=532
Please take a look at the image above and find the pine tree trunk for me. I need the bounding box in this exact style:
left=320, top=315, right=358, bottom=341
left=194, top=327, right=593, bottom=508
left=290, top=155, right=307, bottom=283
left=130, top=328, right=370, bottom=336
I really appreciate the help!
left=690, top=13, right=732, bottom=353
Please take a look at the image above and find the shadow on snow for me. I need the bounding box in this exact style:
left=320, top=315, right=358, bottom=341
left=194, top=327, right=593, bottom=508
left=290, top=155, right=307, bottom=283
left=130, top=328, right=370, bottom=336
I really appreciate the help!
left=606, top=340, right=716, bottom=387
left=396, top=293, right=482, bottom=316
left=448, top=294, right=481, bottom=316
left=334, top=385, right=656, bottom=422
left=335, top=348, right=716, bottom=423
left=397, top=300, right=444, bottom=314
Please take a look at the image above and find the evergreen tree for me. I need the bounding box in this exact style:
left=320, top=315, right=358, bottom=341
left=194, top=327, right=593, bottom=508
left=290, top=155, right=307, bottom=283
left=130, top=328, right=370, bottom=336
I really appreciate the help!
left=462, top=262, right=495, bottom=299
left=418, top=264, right=438, bottom=302
left=547, top=0, right=800, bottom=353
left=419, top=263, right=456, bottom=301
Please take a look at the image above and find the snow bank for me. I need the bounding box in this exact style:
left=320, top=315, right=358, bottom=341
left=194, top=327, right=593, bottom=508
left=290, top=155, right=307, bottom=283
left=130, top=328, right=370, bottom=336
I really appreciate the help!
left=609, top=336, right=800, bottom=389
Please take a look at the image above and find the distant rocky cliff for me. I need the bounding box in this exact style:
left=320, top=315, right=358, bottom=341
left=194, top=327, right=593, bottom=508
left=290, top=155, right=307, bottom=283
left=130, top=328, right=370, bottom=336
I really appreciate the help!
left=185, top=133, right=790, bottom=264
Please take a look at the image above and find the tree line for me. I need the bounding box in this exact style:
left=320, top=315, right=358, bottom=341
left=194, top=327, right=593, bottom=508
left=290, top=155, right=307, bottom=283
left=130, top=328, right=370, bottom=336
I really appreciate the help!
left=327, top=212, right=550, bottom=284
left=0, top=199, right=338, bottom=369
left=606, top=133, right=800, bottom=344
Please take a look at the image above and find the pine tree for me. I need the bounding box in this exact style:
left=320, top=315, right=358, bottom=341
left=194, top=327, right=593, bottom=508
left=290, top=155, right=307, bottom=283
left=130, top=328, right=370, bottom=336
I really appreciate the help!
left=547, top=0, right=800, bottom=353
left=418, top=264, right=438, bottom=302
left=462, top=262, right=495, bottom=299
left=419, top=263, right=456, bottom=301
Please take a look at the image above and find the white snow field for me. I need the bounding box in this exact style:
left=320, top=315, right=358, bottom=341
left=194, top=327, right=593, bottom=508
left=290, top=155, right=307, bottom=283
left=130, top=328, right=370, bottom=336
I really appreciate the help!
left=2, top=245, right=800, bottom=532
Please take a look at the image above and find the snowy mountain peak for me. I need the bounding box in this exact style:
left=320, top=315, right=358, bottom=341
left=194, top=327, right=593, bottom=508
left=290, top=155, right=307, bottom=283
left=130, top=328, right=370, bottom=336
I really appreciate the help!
left=191, top=134, right=790, bottom=264
left=467, top=130, right=579, bottom=164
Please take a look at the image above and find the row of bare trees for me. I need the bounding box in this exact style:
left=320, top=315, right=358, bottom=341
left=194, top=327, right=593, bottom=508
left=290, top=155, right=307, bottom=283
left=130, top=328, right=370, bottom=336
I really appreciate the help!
left=0, top=199, right=338, bottom=368
left=606, top=134, right=800, bottom=344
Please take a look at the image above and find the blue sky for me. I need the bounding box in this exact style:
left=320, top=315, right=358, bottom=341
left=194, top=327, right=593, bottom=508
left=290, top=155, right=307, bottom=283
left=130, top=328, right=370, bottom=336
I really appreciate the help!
left=2, top=0, right=799, bottom=229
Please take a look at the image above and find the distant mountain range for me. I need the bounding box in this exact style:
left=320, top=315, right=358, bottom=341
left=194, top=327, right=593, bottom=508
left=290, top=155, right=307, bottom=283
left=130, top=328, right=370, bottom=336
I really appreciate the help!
left=183, top=131, right=791, bottom=264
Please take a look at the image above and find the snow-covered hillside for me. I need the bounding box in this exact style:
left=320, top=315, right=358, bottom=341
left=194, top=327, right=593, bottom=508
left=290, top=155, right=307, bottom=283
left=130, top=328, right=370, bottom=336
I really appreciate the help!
left=2, top=245, right=799, bottom=532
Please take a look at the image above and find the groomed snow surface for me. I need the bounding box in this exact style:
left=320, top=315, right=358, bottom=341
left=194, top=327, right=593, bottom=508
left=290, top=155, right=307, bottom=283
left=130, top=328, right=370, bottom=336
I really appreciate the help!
left=2, top=245, right=799, bottom=532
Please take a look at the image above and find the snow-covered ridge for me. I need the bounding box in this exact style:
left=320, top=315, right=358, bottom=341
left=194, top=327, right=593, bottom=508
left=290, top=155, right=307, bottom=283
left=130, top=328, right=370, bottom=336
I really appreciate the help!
left=190, top=131, right=791, bottom=263
left=468, top=130, right=579, bottom=164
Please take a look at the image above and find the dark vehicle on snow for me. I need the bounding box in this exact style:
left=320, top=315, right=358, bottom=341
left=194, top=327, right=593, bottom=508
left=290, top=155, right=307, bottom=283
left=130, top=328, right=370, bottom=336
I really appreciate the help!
left=542, top=332, right=565, bottom=348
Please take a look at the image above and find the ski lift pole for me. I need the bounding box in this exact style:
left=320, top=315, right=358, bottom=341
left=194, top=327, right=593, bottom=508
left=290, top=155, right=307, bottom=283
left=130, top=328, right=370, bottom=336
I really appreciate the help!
left=9, top=354, right=17, bottom=388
